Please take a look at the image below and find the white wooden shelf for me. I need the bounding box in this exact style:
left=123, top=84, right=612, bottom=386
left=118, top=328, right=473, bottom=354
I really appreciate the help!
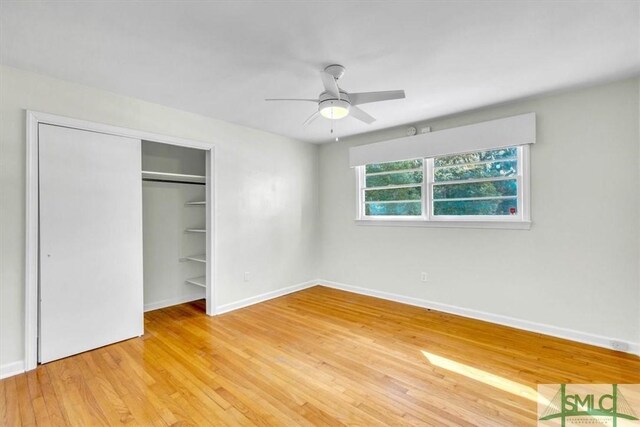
left=185, top=201, right=206, bottom=206
left=181, top=254, right=206, bottom=263
left=185, top=276, right=206, bottom=288
left=142, top=170, right=205, bottom=184
left=185, top=228, right=206, bottom=233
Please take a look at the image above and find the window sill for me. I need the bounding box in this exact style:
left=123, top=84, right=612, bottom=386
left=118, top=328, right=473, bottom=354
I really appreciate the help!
left=354, top=219, right=531, bottom=230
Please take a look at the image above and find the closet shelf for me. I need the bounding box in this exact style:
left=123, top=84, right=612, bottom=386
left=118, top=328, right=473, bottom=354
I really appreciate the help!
left=181, top=254, right=206, bottom=263
left=185, top=228, right=206, bottom=233
left=185, top=276, right=206, bottom=288
left=142, top=170, right=205, bottom=184
left=185, top=201, right=206, bottom=206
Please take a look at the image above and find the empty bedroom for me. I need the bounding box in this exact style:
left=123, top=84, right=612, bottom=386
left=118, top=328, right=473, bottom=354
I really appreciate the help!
left=0, top=1, right=639, bottom=425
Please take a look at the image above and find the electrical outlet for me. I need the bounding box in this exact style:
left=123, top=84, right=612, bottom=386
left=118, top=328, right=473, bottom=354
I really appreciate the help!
left=420, top=272, right=428, bottom=282
left=244, top=272, right=250, bottom=282
left=610, top=341, right=629, bottom=352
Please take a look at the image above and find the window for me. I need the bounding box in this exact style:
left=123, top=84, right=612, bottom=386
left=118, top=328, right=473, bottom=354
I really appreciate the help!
left=356, top=146, right=530, bottom=228
left=362, top=159, right=423, bottom=216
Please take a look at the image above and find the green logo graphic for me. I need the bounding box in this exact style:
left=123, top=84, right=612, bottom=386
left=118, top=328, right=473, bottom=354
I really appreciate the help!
left=539, top=384, right=638, bottom=426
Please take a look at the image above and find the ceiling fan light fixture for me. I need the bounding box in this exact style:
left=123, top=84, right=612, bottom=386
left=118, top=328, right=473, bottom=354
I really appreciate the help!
left=319, top=99, right=350, bottom=120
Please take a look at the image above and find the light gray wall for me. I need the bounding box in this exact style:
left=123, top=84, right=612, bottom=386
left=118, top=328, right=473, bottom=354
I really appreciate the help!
left=318, top=77, right=640, bottom=344
left=0, top=65, right=320, bottom=367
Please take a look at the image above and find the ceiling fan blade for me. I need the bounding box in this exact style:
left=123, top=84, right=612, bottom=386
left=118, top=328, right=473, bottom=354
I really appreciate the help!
left=320, top=71, right=341, bottom=100
left=349, top=90, right=405, bottom=106
left=349, top=106, right=376, bottom=124
left=265, top=98, right=318, bottom=102
left=303, top=111, right=321, bottom=126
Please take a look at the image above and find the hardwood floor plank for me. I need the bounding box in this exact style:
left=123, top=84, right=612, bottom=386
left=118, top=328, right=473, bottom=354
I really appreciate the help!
left=3, top=286, right=639, bottom=426
left=4, top=378, right=22, bottom=427
left=37, top=367, right=69, bottom=426
left=0, top=379, right=6, bottom=425
left=14, top=373, right=36, bottom=427
left=25, top=370, right=51, bottom=427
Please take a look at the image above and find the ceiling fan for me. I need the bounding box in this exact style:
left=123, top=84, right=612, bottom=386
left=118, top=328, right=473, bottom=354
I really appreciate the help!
left=265, top=64, right=406, bottom=126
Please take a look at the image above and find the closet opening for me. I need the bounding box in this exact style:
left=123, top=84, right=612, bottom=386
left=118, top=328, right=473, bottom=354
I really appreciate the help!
left=25, top=110, right=217, bottom=371
left=142, top=141, right=208, bottom=313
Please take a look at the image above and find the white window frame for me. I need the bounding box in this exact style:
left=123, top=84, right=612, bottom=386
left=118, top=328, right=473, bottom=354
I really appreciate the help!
left=355, top=145, right=531, bottom=230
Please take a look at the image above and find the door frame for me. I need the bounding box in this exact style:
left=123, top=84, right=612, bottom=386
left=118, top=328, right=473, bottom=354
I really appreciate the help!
left=25, top=110, right=217, bottom=371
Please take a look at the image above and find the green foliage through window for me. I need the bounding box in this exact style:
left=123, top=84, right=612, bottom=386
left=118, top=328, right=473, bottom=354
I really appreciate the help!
left=361, top=148, right=522, bottom=218
left=433, top=179, right=517, bottom=200
left=366, top=202, right=422, bottom=216
left=364, top=159, right=424, bottom=216
left=434, top=148, right=517, bottom=167
left=434, top=160, right=517, bottom=182
left=366, top=171, right=423, bottom=187
left=365, top=186, right=421, bottom=202
left=434, top=199, right=517, bottom=216
left=432, top=148, right=519, bottom=216
left=365, top=159, right=422, bottom=174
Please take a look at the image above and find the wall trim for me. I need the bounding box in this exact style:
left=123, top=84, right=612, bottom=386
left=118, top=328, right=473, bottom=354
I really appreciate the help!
left=0, top=360, right=25, bottom=380
left=318, top=280, right=640, bottom=356
left=144, top=294, right=206, bottom=312
left=215, top=280, right=318, bottom=315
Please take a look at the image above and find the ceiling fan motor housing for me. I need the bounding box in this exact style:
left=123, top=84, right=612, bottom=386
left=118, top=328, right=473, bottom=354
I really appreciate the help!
left=319, top=90, right=350, bottom=103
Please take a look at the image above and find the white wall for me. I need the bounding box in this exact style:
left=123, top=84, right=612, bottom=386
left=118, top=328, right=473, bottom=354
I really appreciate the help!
left=0, top=65, right=319, bottom=369
left=318, top=78, right=640, bottom=347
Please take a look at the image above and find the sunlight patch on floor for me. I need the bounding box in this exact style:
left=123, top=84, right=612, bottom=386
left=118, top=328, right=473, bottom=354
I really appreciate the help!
left=421, top=350, right=542, bottom=403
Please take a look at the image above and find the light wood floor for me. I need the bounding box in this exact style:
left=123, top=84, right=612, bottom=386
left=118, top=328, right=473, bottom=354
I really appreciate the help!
left=2, top=286, right=639, bottom=426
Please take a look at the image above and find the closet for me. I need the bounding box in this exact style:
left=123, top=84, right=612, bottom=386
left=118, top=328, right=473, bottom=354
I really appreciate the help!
left=141, top=141, right=208, bottom=311
left=35, top=118, right=213, bottom=365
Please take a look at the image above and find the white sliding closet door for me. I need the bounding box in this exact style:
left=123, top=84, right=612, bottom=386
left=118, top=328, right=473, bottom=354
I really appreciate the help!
left=39, top=124, right=143, bottom=363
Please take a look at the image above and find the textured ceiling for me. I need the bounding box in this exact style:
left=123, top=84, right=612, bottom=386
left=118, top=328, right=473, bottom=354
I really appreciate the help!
left=1, top=1, right=638, bottom=143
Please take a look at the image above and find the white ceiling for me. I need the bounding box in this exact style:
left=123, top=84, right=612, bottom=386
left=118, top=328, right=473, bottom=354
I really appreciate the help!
left=1, top=1, right=638, bottom=143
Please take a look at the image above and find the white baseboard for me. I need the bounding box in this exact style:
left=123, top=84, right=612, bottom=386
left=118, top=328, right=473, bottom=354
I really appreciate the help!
left=1, top=360, right=25, bottom=380
left=318, top=280, right=640, bottom=356
left=144, top=293, right=205, bottom=312
left=215, top=280, right=318, bottom=315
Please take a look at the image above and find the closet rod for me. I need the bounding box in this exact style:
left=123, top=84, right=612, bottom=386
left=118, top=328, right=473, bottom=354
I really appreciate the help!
left=142, top=178, right=205, bottom=186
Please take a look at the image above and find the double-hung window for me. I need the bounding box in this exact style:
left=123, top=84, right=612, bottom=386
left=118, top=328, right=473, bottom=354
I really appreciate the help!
left=356, top=145, right=530, bottom=228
